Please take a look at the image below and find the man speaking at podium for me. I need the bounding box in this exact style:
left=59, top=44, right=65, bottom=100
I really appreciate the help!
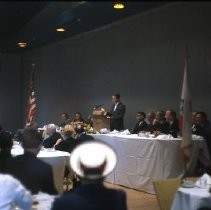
left=104, top=94, right=126, bottom=131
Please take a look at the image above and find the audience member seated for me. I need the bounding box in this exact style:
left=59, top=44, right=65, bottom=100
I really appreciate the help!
left=152, top=110, right=169, bottom=136
left=54, top=124, right=77, bottom=153
left=132, top=112, right=148, bottom=134
left=0, top=173, right=32, bottom=210
left=52, top=141, right=127, bottom=210
left=42, top=123, right=62, bottom=148
left=59, top=112, right=72, bottom=128
left=165, top=109, right=179, bottom=138
left=5, top=128, right=58, bottom=195
left=0, top=131, right=13, bottom=172
left=72, top=112, right=85, bottom=127
left=146, top=111, right=155, bottom=133
left=75, top=124, right=94, bottom=144
left=14, top=121, right=39, bottom=143
left=192, top=111, right=211, bottom=154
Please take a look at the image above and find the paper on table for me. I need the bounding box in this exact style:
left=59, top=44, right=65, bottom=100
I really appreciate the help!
left=195, top=173, right=211, bottom=188
left=119, top=129, right=131, bottom=135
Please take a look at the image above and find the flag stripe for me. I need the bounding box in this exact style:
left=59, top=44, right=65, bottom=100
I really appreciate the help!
left=26, top=66, right=36, bottom=125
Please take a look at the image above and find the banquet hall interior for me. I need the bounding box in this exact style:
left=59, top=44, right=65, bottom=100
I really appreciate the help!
left=1, top=1, right=211, bottom=210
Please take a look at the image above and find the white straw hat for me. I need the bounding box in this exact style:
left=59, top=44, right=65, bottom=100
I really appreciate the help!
left=70, top=141, right=117, bottom=179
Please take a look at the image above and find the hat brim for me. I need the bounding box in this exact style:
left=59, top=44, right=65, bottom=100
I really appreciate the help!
left=70, top=141, right=117, bottom=179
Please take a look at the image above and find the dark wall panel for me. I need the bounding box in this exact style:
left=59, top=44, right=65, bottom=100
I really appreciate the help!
left=0, top=53, right=22, bottom=131
left=22, top=2, right=211, bottom=130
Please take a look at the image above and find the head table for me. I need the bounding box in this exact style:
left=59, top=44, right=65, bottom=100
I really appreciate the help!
left=11, top=143, right=71, bottom=194
left=92, top=133, right=210, bottom=194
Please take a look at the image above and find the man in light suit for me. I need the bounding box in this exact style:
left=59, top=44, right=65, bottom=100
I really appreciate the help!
left=106, top=94, right=126, bottom=131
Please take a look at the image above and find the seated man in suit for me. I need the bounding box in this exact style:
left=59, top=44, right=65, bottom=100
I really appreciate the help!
left=132, top=112, right=148, bottom=134
left=42, top=123, right=62, bottom=148
left=5, top=128, right=58, bottom=195
left=165, top=109, right=179, bottom=138
left=52, top=141, right=127, bottom=210
left=59, top=112, right=72, bottom=128
left=0, top=173, right=32, bottom=210
left=146, top=111, right=155, bottom=133
left=152, top=110, right=169, bottom=136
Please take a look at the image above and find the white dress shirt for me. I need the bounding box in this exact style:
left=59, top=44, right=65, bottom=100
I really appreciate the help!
left=114, top=103, right=119, bottom=111
left=0, top=174, right=32, bottom=210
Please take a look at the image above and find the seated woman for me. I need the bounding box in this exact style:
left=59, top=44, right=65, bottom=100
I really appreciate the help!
left=54, top=124, right=77, bottom=153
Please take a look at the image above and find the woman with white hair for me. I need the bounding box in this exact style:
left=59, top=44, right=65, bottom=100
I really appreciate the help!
left=42, top=124, right=62, bottom=148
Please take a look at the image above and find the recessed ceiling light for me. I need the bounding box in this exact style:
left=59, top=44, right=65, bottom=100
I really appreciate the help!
left=56, top=27, right=66, bottom=32
left=18, top=42, right=27, bottom=48
left=113, top=2, right=125, bottom=9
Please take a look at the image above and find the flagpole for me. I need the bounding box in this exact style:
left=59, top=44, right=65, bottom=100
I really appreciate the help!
left=180, top=46, right=193, bottom=180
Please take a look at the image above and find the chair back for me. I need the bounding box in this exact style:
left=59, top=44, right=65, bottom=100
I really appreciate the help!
left=153, top=178, right=181, bottom=210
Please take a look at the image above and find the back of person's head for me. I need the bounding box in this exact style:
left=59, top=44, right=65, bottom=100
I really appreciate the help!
left=70, top=140, right=117, bottom=181
left=22, top=128, right=42, bottom=149
left=62, top=124, right=75, bottom=137
left=0, top=131, right=13, bottom=150
left=46, top=124, right=57, bottom=135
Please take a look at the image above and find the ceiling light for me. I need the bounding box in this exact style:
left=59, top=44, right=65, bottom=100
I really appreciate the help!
left=56, top=27, right=66, bottom=32
left=113, top=2, right=125, bottom=9
left=18, top=42, right=27, bottom=48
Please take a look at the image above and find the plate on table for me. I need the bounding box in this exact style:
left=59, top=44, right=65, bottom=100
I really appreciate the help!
left=181, top=181, right=195, bottom=188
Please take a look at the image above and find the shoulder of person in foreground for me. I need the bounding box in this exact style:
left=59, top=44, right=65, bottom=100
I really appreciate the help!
left=0, top=173, right=32, bottom=210
left=51, top=187, right=127, bottom=210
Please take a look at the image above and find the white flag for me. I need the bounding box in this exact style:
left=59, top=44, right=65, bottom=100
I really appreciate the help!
left=180, top=49, right=193, bottom=172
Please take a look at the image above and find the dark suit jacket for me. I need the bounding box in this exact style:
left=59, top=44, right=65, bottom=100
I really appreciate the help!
left=42, top=132, right=62, bottom=148
left=132, top=120, right=148, bottom=134
left=168, top=119, right=179, bottom=138
left=108, top=102, right=126, bottom=131
left=75, top=134, right=95, bottom=147
left=0, top=151, right=11, bottom=172
left=52, top=183, right=127, bottom=210
left=4, top=151, right=58, bottom=195
left=153, top=121, right=169, bottom=134
left=55, top=137, right=78, bottom=153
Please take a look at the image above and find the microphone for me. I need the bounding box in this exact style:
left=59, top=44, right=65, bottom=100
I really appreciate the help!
left=93, top=104, right=104, bottom=109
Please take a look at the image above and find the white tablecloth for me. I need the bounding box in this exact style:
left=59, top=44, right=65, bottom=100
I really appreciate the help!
left=171, top=187, right=211, bottom=210
left=92, top=134, right=210, bottom=194
left=11, top=145, right=70, bottom=194
left=32, top=193, right=57, bottom=210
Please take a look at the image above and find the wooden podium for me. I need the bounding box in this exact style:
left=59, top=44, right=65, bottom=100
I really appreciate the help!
left=92, top=110, right=110, bottom=132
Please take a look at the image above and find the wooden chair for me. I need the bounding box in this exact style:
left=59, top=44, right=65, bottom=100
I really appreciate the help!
left=153, top=178, right=181, bottom=210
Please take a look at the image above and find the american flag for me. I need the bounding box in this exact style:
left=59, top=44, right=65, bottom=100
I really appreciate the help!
left=180, top=48, right=193, bottom=176
left=26, top=64, right=36, bottom=125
